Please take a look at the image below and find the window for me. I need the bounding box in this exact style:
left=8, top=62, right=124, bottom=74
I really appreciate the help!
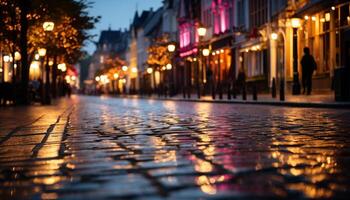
left=340, top=4, right=350, bottom=27
left=212, top=0, right=231, bottom=34
left=320, top=12, right=331, bottom=72
left=249, top=0, right=268, bottom=28
left=270, top=0, right=287, bottom=16
left=179, top=23, right=191, bottom=48
left=237, top=0, right=245, bottom=28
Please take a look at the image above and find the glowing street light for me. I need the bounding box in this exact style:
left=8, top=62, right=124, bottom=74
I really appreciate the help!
left=147, top=67, right=153, bottom=74
left=291, top=18, right=301, bottom=28
left=271, top=33, right=278, bottom=40
left=43, top=22, right=55, bottom=31
left=113, top=73, right=119, bottom=79
left=58, top=63, right=67, bottom=72
left=202, top=49, right=210, bottom=57
left=166, top=63, right=172, bottom=70
left=131, top=67, right=138, bottom=73
left=167, top=43, right=176, bottom=53
left=30, top=61, right=40, bottom=70
left=197, top=26, right=207, bottom=37
left=291, top=18, right=302, bottom=94
left=122, top=65, right=128, bottom=71
left=14, top=52, right=21, bottom=61
left=95, top=76, right=100, bottom=82
left=3, top=55, right=10, bottom=63
left=38, top=48, right=47, bottom=57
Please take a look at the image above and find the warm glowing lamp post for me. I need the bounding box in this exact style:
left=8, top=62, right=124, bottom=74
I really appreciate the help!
left=167, top=43, right=176, bottom=96
left=271, top=33, right=278, bottom=41
left=197, top=25, right=207, bottom=99
left=38, top=48, right=47, bottom=57
left=122, top=65, right=128, bottom=72
left=113, top=73, right=119, bottom=94
left=202, top=48, right=210, bottom=96
left=42, top=21, right=54, bottom=104
left=146, top=67, right=154, bottom=95
left=291, top=18, right=301, bottom=95
left=167, top=44, right=176, bottom=53
left=121, top=66, right=128, bottom=94
left=11, top=51, right=21, bottom=82
left=43, top=22, right=55, bottom=31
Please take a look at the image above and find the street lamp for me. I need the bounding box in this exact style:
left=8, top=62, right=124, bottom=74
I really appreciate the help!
left=202, top=49, right=210, bottom=57
left=58, top=63, right=67, bottom=72
left=43, top=22, right=55, bottom=31
left=42, top=21, right=54, bottom=103
left=113, top=73, right=119, bottom=79
left=147, top=67, right=153, bottom=74
left=166, top=63, right=172, bottom=70
left=34, top=54, right=40, bottom=60
left=131, top=67, right=138, bottom=73
left=197, top=26, right=207, bottom=37
left=38, top=48, right=47, bottom=57
left=167, top=43, right=177, bottom=96
left=291, top=18, right=301, bottom=95
left=3, top=55, right=10, bottom=63
left=122, top=65, right=128, bottom=71
left=167, top=43, right=176, bottom=53
left=196, top=25, right=207, bottom=99
left=14, top=52, right=21, bottom=61
left=271, top=33, right=278, bottom=40
left=291, top=18, right=301, bottom=28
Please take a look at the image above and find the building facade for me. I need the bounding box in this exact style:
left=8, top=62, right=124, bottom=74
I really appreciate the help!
left=178, top=0, right=202, bottom=97
left=268, top=0, right=350, bottom=97
left=88, top=28, right=128, bottom=93
left=91, top=0, right=350, bottom=100
left=128, top=10, right=156, bottom=93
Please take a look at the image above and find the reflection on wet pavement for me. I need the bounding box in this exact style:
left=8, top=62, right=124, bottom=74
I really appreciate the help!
left=0, top=95, right=350, bottom=199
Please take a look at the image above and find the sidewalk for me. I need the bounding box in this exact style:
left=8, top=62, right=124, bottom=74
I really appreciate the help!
left=118, top=92, right=350, bottom=109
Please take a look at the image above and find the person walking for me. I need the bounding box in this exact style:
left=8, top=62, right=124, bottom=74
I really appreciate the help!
left=237, top=67, right=246, bottom=94
left=301, top=47, right=317, bottom=95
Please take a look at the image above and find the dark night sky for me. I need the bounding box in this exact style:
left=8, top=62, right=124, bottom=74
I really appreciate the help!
left=85, top=0, right=163, bottom=54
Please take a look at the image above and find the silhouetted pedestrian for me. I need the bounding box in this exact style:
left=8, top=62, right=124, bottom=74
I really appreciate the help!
left=301, top=47, right=317, bottom=95
left=237, top=67, right=246, bottom=94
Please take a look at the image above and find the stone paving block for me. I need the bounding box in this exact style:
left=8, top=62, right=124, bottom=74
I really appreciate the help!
left=1, top=96, right=350, bottom=199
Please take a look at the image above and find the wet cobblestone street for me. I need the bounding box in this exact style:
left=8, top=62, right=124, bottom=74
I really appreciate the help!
left=1, top=95, right=350, bottom=199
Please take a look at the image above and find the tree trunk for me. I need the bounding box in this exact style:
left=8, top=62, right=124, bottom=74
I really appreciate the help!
left=19, top=0, right=30, bottom=105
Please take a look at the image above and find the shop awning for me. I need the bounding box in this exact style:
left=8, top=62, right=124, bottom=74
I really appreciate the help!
left=210, top=34, right=234, bottom=50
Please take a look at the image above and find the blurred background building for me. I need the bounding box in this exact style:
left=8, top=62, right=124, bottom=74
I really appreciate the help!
left=82, top=0, right=350, bottom=101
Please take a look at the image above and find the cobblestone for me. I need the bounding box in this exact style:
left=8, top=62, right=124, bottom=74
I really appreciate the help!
left=1, top=95, right=350, bottom=199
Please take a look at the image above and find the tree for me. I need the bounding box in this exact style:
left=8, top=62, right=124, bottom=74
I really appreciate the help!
left=0, top=0, right=99, bottom=104
left=147, top=34, right=171, bottom=69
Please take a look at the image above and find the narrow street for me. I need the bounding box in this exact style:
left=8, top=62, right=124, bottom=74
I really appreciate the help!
left=0, top=96, right=349, bottom=199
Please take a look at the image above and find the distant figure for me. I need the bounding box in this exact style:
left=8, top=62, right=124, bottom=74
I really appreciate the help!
left=237, top=67, right=246, bottom=93
left=301, top=47, right=317, bottom=95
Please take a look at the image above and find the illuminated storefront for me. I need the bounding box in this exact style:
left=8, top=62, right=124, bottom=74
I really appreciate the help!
left=297, top=1, right=350, bottom=91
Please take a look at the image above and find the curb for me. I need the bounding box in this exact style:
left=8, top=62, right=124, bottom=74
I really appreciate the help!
left=108, top=95, right=350, bottom=109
